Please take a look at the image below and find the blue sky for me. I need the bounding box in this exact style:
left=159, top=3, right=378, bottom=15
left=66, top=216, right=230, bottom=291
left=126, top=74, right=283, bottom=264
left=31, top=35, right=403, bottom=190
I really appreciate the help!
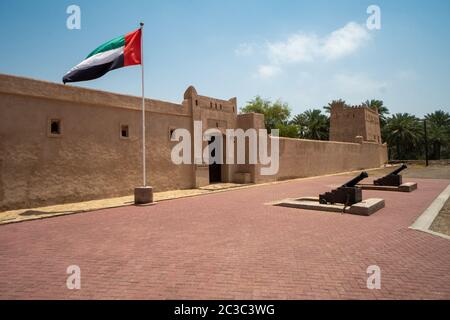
left=0, top=0, right=449, bottom=117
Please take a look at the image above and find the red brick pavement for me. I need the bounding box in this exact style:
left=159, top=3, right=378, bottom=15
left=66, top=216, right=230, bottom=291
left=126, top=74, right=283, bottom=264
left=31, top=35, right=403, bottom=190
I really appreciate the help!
left=0, top=175, right=449, bottom=299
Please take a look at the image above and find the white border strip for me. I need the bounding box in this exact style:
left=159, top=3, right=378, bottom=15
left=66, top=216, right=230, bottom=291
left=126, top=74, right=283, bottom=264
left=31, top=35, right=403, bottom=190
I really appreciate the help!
left=66, top=47, right=124, bottom=74
left=409, top=184, right=450, bottom=240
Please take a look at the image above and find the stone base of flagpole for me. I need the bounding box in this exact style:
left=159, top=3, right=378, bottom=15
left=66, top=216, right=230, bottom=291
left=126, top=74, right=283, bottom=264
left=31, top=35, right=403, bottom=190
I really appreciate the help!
left=134, top=186, right=154, bottom=205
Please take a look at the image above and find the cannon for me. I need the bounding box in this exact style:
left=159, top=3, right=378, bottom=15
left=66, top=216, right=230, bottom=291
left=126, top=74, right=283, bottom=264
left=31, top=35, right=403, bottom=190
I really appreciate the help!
left=319, top=172, right=369, bottom=205
left=373, top=164, right=407, bottom=186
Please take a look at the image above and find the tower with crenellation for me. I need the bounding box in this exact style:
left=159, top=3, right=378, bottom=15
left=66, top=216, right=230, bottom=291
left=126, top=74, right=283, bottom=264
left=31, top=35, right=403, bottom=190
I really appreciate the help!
left=329, top=101, right=382, bottom=144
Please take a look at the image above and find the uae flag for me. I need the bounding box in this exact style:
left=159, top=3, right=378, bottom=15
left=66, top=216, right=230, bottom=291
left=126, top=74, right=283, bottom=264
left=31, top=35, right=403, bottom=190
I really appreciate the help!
left=63, top=28, right=141, bottom=83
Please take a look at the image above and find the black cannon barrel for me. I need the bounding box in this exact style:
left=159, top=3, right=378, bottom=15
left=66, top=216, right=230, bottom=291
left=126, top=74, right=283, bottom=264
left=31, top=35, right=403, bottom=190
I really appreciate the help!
left=389, top=164, right=407, bottom=176
left=341, top=171, right=369, bottom=188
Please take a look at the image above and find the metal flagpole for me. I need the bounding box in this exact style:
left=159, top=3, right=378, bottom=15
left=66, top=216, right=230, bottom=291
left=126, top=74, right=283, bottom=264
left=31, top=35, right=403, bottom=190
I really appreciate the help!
left=140, top=22, right=146, bottom=187
left=134, top=22, right=153, bottom=205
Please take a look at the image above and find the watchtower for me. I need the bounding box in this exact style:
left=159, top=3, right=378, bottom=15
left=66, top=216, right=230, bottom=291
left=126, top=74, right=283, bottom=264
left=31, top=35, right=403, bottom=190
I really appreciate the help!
left=329, top=101, right=381, bottom=143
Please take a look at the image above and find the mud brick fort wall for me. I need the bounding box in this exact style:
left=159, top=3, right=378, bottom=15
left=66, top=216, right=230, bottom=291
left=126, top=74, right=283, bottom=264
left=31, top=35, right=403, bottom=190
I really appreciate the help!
left=0, top=74, right=387, bottom=210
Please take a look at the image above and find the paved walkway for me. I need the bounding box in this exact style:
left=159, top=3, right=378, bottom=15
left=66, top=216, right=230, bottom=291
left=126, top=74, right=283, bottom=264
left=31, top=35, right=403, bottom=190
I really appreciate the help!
left=0, top=175, right=449, bottom=299
left=0, top=183, right=248, bottom=225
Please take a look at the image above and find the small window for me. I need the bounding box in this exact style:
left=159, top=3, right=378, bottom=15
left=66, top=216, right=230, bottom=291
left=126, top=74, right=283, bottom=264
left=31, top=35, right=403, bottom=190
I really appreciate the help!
left=120, top=125, right=129, bottom=139
left=195, top=100, right=198, bottom=106
left=48, top=119, right=62, bottom=137
left=51, top=120, right=61, bottom=134
left=210, top=102, right=213, bottom=108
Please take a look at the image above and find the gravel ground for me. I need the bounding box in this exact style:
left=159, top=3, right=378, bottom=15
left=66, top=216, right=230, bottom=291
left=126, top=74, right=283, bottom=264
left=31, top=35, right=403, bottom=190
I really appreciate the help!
left=338, top=164, right=450, bottom=180
left=402, top=165, right=450, bottom=180
left=430, top=196, right=450, bottom=236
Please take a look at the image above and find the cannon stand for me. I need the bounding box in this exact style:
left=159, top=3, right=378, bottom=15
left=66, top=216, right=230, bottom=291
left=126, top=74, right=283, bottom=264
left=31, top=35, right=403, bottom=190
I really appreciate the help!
left=269, top=172, right=385, bottom=216
left=358, top=164, right=417, bottom=192
left=319, top=172, right=368, bottom=205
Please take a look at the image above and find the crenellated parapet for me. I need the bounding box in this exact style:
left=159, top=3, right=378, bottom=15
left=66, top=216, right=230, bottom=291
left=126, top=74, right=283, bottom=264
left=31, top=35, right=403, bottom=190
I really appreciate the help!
left=330, top=101, right=382, bottom=144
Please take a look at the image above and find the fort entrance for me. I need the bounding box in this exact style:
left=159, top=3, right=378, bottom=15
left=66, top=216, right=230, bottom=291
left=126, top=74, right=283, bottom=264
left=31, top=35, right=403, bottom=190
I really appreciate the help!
left=208, top=135, right=222, bottom=183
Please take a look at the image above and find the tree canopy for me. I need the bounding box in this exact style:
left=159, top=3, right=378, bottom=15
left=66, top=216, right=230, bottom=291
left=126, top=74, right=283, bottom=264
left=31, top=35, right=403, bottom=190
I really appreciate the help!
left=241, top=96, right=291, bottom=133
left=425, top=110, right=450, bottom=159
left=291, top=109, right=329, bottom=140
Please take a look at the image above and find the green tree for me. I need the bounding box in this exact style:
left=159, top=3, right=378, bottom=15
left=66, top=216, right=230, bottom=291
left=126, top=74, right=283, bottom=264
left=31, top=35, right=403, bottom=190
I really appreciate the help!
left=362, top=100, right=390, bottom=143
left=275, top=123, right=300, bottom=138
left=425, top=110, right=450, bottom=159
left=323, top=99, right=346, bottom=114
left=384, top=113, right=423, bottom=160
left=292, top=109, right=329, bottom=140
left=362, top=99, right=390, bottom=127
left=241, top=96, right=292, bottom=134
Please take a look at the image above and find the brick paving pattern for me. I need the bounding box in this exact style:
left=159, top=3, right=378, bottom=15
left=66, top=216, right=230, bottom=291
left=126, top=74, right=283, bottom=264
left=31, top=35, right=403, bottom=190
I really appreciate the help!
left=0, top=175, right=449, bottom=299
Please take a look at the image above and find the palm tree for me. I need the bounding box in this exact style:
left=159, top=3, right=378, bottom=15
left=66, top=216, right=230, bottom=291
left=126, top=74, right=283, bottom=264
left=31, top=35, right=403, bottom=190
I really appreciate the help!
left=362, top=99, right=390, bottom=127
left=425, top=110, right=450, bottom=159
left=362, top=100, right=390, bottom=144
left=323, top=99, right=346, bottom=114
left=292, top=109, right=329, bottom=140
left=384, top=113, right=423, bottom=160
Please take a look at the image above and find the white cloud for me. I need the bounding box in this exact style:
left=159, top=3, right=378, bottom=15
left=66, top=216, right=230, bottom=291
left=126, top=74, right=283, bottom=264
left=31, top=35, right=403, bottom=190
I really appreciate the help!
left=267, top=33, right=319, bottom=64
left=321, top=22, right=370, bottom=60
left=257, top=65, right=281, bottom=79
left=266, top=22, right=370, bottom=65
left=248, top=22, right=370, bottom=79
left=333, top=73, right=387, bottom=101
left=243, top=22, right=371, bottom=80
left=234, top=43, right=255, bottom=56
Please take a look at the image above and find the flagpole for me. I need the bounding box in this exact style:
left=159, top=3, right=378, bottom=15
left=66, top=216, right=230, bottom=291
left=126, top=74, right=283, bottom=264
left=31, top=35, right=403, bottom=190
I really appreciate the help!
left=134, top=22, right=153, bottom=205
left=140, top=22, right=146, bottom=187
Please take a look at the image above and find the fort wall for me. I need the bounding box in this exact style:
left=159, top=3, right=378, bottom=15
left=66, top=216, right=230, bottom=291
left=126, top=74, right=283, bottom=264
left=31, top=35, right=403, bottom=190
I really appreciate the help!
left=0, top=74, right=387, bottom=210
left=256, top=138, right=387, bottom=183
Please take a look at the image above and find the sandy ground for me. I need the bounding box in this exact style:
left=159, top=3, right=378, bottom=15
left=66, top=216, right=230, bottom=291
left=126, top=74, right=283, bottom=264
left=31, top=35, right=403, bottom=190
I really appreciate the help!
left=337, top=164, right=450, bottom=180
left=0, top=184, right=246, bottom=225
left=431, top=197, right=450, bottom=236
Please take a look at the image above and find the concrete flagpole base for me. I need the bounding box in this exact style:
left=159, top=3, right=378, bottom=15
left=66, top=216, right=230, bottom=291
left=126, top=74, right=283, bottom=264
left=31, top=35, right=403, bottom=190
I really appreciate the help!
left=134, top=186, right=154, bottom=205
